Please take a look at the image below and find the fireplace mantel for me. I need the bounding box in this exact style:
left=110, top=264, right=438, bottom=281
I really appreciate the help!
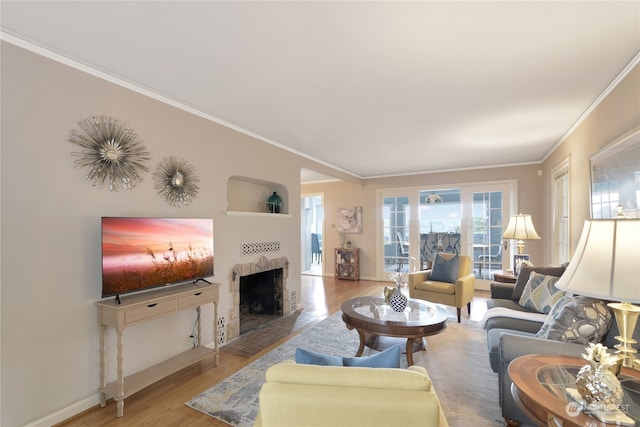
left=227, top=255, right=292, bottom=341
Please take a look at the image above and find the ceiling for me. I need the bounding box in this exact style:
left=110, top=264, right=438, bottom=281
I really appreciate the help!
left=2, top=1, right=639, bottom=182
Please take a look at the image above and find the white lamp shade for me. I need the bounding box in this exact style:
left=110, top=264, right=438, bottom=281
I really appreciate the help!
left=554, top=219, right=640, bottom=303
left=502, top=214, right=541, bottom=240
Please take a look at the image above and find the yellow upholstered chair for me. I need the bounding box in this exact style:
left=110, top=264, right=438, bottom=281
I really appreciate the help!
left=407, top=253, right=475, bottom=323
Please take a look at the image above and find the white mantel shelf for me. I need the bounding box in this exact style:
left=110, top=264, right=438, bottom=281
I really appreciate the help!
left=225, top=211, right=292, bottom=218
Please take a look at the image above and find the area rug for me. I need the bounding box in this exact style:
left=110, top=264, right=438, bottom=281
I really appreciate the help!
left=186, top=310, right=501, bottom=427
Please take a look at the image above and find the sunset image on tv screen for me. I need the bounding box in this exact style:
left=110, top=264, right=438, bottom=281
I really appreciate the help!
left=101, top=217, right=214, bottom=297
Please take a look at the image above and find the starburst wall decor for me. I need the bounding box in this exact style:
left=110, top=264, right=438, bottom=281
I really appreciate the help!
left=154, top=156, right=200, bottom=207
left=69, top=116, right=150, bottom=191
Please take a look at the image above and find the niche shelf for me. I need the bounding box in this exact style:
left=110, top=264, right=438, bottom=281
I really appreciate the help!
left=227, top=176, right=290, bottom=216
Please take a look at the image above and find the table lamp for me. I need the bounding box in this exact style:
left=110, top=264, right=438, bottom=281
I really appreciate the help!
left=554, top=219, right=640, bottom=368
left=502, top=213, right=541, bottom=257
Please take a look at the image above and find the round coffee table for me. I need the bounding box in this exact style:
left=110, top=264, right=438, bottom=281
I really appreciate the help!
left=341, top=295, right=448, bottom=366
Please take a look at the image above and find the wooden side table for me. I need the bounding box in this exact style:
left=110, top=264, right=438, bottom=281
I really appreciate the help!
left=335, top=248, right=360, bottom=281
left=492, top=269, right=517, bottom=284
left=509, top=354, right=640, bottom=427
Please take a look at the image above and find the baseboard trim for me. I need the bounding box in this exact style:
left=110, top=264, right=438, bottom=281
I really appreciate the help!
left=24, top=394, right=100, bottom=427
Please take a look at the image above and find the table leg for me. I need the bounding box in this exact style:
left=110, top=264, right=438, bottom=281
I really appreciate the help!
left=355, top=330, right=366, bottom=357
left=405, top=338, right=414, bottom=366
left=116, top=327, right=124, bottom=417
left=99, top=324, right=106, bottom=407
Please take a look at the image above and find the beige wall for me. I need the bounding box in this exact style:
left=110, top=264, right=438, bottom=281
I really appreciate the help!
left=0, top=42, right=344, bottom=427
left=541, top=64, right=640, bottom=258
left=304, top=164, right=543, bottom=279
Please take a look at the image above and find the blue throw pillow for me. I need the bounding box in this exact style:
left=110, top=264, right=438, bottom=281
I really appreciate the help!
left=295, top=345, right=401, bottom=368
left=343, top=345, right=401, bottom=368
left=295, top=348, right=343, bottom=365
left=429, top=253, right=459, bottom=283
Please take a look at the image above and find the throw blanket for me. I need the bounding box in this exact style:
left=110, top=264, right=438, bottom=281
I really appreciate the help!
left=479, top=307, right=547, bottom=330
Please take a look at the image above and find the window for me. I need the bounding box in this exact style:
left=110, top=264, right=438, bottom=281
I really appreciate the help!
left=472, top=191, right=503, bottom=279
left=418, top=189, right=461, bottom=269
left=553, top=161, right=570, bottom=265
left=383, top=196, right=410, bottom=273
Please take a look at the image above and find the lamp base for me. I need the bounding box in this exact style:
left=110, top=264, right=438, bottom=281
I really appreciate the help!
left=607, top=302, right=640, bottom=368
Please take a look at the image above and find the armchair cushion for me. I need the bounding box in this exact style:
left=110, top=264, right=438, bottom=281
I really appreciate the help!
left=429, top=253, right=459, bottom=284
left=414, top=280, right=455, bottom=295
left=518, top=272, right=564, bottom=314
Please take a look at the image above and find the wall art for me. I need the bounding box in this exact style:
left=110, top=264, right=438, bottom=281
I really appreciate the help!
left=336, top=206, right=363, bottom=233
left=69, top=116, right=150, bottom=191
left=590, top=128, right=640, bottom=218
left=154, top=156, right=200, bottom=207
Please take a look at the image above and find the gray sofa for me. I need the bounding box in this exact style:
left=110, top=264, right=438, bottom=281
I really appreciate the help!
left=484, top=265, right=640, bottom=426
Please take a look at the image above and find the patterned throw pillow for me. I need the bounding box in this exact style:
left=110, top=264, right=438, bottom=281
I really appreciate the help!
left=546, top=297, right=613, bottom=344
left=535, top=294, right=571, bottom=339
left=518, top=272, right=564, bottom=314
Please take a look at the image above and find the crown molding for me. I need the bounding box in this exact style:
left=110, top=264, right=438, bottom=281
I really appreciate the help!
left=542, top=50, right=640, bottom=163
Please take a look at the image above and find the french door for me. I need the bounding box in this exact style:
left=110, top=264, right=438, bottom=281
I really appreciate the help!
left=382, top=195, right=411, bottom=273
left=378, top=182, right=514, bottom=281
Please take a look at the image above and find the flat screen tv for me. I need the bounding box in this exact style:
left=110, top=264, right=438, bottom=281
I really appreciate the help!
left=101, top=217, right=214, bottom=299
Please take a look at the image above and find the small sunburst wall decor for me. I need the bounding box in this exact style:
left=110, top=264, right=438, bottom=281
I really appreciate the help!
left=154, top=157, right=200, bottom=207
left=69, top=116, right=150, bottom=191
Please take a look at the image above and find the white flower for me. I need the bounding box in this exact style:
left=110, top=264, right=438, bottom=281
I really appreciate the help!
left=582, top=343, right=617, bottom=367
left=389, top=271, right=406, bottom=286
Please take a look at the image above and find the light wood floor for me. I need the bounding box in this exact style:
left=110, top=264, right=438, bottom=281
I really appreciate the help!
left=57, top=276, right=489, bottom=427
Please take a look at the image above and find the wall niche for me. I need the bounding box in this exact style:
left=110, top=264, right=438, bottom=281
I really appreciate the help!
left=226, top=176, right=289, bottom=216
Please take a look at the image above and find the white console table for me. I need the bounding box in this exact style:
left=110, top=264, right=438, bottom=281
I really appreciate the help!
left=96, top=282, right=219, bottom=417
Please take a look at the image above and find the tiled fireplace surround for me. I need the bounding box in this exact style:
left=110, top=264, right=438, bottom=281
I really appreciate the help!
left=227, top=255, right=293, bottom=342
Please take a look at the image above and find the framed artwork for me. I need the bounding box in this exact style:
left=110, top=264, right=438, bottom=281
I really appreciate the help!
left=590, top=128, right=640, bottom=219
left=336, top=207, right=363, bottom=233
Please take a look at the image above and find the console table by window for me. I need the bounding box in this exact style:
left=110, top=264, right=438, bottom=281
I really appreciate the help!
left=96, top=282, right=219, bottom=417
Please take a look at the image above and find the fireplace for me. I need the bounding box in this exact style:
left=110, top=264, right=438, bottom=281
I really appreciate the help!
left=239, top=268, right=283, bottom=334
left=228, top=255, right=292, bottom=341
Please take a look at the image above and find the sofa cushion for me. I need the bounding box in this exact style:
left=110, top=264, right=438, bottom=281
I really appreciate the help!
left=537, top=296, right=612, bottom=344
left=265, top=362, right=432, bottom=391
left=295, top=345, right=401, bottom=368
left=487, top=328, right=535, bottom=372
left=414, top=280, right=455, bottom=295
left=512, top=265, right=566, bottom=301
left=487, top=298, right=536, bottom=312
left=480, top=299, right=546, bottom=334
left=518, top=272, right=564, bottom=314
left=429, top=253, right=459, bottom=283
